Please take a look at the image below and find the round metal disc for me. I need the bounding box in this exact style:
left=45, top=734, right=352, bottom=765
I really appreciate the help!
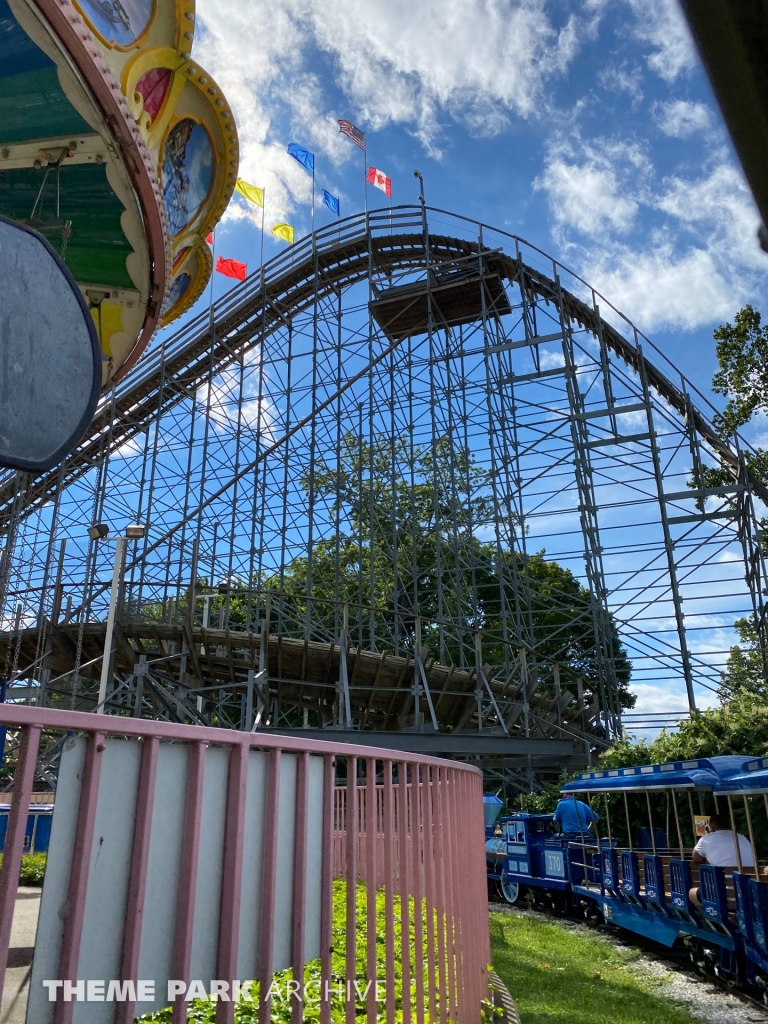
left=0, top=215, right=101, bottom=472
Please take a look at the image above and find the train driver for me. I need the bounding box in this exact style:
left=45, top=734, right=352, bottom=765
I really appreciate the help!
left=688, top=814, right=755, bottom=907
left=553, top=796, right=599, bottom=836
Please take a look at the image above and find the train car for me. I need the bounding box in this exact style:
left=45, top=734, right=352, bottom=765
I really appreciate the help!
left=485, top=809, right=600, bottom=906
left=560, top=756, right=755, bottom=978
left=0, top=804, right=54, bottom=856
left=710, top=757, right=768, bottom=997
left=486, top=755, right=767, bottom=983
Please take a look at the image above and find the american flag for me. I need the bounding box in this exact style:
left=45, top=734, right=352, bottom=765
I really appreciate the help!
left=338, top=119, right=366, bottom=150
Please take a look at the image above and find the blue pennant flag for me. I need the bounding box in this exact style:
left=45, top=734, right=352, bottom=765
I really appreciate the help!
left=287, top=142, right=314, bottom=173
left=322, top=189, right=340, bottom=216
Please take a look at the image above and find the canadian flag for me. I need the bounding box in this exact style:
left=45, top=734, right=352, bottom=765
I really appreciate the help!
left=367, top=166, right=391, bottom=198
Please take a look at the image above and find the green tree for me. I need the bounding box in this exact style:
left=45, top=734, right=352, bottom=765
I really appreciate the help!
left=712, top=304, right=768, bottom=434
left=134, top=433, right=634, bottom=712
left=599, top=621, right=768, bottom=767
left=691, top=304, right=768, bottom=501
left=273, top=433, right=634, bottom=709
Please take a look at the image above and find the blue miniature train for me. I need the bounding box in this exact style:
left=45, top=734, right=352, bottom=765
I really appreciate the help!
left=0, top=803, right=53, bottom=856
left=485, top=755, right=768, bottom=1000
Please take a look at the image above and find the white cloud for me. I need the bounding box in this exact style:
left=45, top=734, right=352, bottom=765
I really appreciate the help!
left=589, top=243, right=734, bottom=332
left=654, top=99, right=710, bottom=138
left=535, top=137, right=647, bottom=238
left=598, top=61, right=643, bottom=103
left=539, top=348, right=565, bottom=370
left=623, top=682, right=715, bottom=738
left=194, top=0, right=593, bottom=223
left=112, top=433, right=146, bottom=460
left=537, top=133, right=764, bottom=332
left=198, top=355, right=277, bottom=439
left=309, top=0, right=585, bottom=141
left=536, top=137, right=651, bottom=236
left=630, top=682, right=694, bottom=715
left=624, top=0, right=696, bottom=83
left=602, top=163, right=763, bottom=331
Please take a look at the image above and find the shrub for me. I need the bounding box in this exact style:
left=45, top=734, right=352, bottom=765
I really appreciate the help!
left=0, top=851, right=47, bottom=886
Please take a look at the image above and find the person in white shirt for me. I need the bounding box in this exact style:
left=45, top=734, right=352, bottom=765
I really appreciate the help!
left=688, top=814, right=755, bottom=907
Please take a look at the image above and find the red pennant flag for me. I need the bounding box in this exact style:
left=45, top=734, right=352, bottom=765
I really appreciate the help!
left=216, top=257, right=247, bottom=281
left=206, top=232, right=214, bottom=245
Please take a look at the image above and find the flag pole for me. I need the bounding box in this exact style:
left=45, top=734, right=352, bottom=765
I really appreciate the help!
left=363, top=137, right=368, bottom=217
left=209, top=232, right=216, bottom=304
left=260, top=190, right=265, bottom=269
left=208, top=230, right=217, bottom=343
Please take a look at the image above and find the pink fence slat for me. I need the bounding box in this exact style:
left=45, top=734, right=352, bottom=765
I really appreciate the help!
left=433, top=766, right=449, bottom=1024
left=471, top=772, right=491, bottom=998
left=216, top=740, right=249, bottom=1024
left=382, top=761, right=396, bottom=1024
left=462, top=772, right=479, bottom=1015
left=116, top=735, right=159, bottom=1024
left=422, top=766, right=437, bottom=1023
left=345, top=758, right=357, bottom=1024
left=412, top=768, right=425, bottom=1024
left=54, top=730, right=106, bottom=1024
left=0, top=703, right=488, bottom=1024
left=172, top=740, right=206, bottom=1024
left=365, top=758, right=377, bottom=1023
left=258, top=748, right=281, bottom=1023
left=397, top=763, right=412, bottom=1024
left=0, top=724, right=40, bottom=1005
left=320, top=754, right=334, bottom=1024
left=291, top=751, right=309, bottom=1024
left=440, top=768, right=456, bottom=1022
left=476, top=775, right=489, bottom=1008
left=446, top=769, right=464, bottom=1021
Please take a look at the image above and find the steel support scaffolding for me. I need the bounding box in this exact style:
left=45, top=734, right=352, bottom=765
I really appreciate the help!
left=0, top=206, right=766, bottom=789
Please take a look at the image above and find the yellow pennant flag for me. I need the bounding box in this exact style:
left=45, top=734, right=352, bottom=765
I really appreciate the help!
left=272, top=223, right=294, bottom=245
left=235, top=178, right=264, bottom=207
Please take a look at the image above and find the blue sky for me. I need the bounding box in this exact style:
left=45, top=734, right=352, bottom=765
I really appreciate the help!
left=181, top=0, right=768, bottom=404
left=160, top=0, right=768, bottom=732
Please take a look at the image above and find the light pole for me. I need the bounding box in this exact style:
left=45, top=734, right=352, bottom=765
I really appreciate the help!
left=413, top=169, right=425, bottom=208
left=89, top=522, right=146, bottom=714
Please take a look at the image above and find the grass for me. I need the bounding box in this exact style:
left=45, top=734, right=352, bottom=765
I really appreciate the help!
left=490, top=909, right=699, bottom=1024
left=136, top=881, right=471, bottom=1023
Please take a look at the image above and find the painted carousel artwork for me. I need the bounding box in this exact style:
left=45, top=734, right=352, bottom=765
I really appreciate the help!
left=75, top=0, right=155, bottom=48
left=0, top=0, right=239, bottom=418
left=162, top=119, right=214, bottom=236
left=165, top=271, right=191, bottom=314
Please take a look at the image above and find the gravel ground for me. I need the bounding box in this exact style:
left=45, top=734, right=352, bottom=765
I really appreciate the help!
left=634, top=954, right=768, bottom=1024
left=491, top=904, right=768, bottom=1024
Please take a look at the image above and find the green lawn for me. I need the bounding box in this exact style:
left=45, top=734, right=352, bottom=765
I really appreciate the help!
left=490, top=910, right=700, bottom=1024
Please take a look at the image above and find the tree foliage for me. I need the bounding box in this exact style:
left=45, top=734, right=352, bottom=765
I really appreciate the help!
left=684, top=306, right=768, bottom=519
left=142, top=433, right=634, bottom=709
left=711, top=304, right=768, bottom=434
left=275, top=433, right=634, bottom=708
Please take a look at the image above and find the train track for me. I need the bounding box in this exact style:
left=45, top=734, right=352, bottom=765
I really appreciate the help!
left=488, top=895, right=768, bottom=1021
left=2, top=205, right=766, bottom=536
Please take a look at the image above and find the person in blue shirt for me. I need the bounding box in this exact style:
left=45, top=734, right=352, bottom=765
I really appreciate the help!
left=553, top=797, right=599, bottom=835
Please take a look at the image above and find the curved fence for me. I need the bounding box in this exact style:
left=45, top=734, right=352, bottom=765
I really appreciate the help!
left=0, top=704, right=489, bottom=1023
